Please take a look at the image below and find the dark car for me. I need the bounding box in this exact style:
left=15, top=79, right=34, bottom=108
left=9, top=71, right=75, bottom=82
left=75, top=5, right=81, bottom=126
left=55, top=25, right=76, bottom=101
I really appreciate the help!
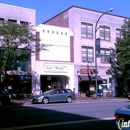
left=31, top=89, right=76, bottom=104
left=115, top=106, right=130, bottom=130
left=0, top=91, right=10, bottom=106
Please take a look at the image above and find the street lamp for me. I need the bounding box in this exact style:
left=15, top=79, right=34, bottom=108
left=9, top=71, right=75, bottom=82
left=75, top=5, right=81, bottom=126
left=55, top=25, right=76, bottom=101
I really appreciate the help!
left=95, top=8, right=113, bottom=100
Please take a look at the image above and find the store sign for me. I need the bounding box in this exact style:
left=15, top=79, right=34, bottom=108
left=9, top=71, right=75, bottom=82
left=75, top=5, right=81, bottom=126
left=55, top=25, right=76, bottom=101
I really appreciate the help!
left=44, top=65, right=68, bottom=73
left=80, top=69, right=95, bottom=74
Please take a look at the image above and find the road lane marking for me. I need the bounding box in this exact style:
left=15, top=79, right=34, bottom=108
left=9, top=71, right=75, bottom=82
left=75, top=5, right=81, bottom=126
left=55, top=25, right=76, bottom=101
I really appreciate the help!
left=0, top=117, right=115, bottom=130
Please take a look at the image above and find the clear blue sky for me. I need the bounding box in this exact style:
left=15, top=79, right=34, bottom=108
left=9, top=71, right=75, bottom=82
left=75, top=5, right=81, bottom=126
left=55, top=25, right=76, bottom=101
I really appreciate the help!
left=0, top=0, right=130, bottom=25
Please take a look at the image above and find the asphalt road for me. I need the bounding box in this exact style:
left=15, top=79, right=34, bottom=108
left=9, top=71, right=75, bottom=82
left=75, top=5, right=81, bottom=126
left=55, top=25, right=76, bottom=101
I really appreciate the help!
left=0, top=100, right=130, bottom=130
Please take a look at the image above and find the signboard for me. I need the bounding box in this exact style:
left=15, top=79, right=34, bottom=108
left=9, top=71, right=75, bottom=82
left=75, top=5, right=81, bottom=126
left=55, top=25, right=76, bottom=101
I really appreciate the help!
left=80, top=69, right=95, bottom=74
left=44, top=65, right=68, bottom=73
left=96, top=38, right=100, bottom=57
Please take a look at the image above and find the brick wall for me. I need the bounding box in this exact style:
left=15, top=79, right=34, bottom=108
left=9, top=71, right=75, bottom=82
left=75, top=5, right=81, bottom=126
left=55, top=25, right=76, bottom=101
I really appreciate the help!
left=45, top=11, right=69, bottom=28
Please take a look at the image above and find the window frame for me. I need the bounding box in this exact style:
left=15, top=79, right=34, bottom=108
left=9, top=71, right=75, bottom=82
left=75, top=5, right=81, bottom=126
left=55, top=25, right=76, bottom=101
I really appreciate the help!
left=81, top=46, right=94, bottom=62
left=8, top=19, right=17, bottom=24
left=116, top=28, right=122, bottom=38
left=99, top=26, right=111, bottom=41
left=81, top=22, right=93, bottom=39
left=100, top=48, right=111, bottom=63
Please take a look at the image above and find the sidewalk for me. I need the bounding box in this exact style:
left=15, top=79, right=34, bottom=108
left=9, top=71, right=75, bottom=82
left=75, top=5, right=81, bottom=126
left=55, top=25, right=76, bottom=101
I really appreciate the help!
left=75, top=94, right=128, bottom=102
left=9, top=95, right=129, bottom=105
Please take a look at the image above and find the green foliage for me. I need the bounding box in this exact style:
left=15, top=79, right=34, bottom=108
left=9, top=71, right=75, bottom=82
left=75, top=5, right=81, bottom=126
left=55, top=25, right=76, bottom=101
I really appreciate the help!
left=109, top=18, right=130, bottom=96
left=86, top=90, right=96, bottom=97
left=0, top=20, right=42, bottom=84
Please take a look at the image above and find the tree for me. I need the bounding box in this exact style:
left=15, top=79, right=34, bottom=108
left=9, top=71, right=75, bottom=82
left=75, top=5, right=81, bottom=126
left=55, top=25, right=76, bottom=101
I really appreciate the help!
left=0, top=20, right=42, bottom=89
left=109, top=18, right=130, bottom=96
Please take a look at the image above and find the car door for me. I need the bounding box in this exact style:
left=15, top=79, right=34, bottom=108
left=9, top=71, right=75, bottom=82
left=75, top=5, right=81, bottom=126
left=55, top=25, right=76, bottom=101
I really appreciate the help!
left=58, top=89, right=67, bottom=101
left=49, top=90, right=60, bottom=102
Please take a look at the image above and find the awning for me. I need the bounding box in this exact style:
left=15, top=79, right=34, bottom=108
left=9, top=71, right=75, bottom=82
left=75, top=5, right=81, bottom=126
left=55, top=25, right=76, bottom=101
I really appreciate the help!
left=78, top=75, right=102, bottom=81
left=6, top=70, right=32, bottom=75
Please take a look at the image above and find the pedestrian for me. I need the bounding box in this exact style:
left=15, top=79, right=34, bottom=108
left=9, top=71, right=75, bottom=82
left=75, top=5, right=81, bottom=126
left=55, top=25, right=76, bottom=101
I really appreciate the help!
left=98, top=83, right=103, bottom=99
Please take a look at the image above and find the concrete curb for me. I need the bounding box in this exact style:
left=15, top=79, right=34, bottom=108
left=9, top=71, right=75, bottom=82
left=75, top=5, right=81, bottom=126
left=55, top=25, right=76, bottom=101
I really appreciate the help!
left=10, top=97, right=129, bottom=105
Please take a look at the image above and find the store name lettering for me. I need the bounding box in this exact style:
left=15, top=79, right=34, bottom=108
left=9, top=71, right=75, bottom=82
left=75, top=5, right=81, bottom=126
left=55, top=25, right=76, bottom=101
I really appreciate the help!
left=45, top=65, right=68, bottom=73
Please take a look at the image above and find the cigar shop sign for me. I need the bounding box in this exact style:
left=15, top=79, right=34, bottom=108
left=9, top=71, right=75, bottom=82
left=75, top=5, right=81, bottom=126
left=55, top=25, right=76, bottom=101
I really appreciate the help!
left=44, top=65, right=68, bottom=73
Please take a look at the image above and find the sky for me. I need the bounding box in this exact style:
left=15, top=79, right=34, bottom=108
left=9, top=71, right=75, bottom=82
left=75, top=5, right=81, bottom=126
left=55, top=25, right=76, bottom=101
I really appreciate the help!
left=0, top=0, right=130, bottom=25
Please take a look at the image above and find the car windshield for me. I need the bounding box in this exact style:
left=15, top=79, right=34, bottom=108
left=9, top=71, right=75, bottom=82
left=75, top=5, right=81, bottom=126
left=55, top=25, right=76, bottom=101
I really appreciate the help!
left=43, top=90, right=53, bottom=94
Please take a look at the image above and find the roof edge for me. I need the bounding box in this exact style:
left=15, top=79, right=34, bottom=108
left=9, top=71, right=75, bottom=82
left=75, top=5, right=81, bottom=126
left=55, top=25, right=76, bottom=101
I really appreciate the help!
left=43, top=5, right=128, bottom=24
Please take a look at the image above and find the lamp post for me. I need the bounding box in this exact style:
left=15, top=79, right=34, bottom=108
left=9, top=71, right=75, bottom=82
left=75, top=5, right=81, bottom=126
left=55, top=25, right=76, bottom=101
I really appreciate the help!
left=95, top=8, right=113, bottom=100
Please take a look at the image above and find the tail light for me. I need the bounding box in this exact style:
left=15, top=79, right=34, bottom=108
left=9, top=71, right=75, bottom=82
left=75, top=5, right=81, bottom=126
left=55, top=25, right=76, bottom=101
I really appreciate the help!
left=115, top=114, right=119, bottom=120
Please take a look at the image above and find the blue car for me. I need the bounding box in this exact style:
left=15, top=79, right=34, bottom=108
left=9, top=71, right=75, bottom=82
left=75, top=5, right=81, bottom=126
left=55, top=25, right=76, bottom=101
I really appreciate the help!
left=31, top=88, right=76, bottom=104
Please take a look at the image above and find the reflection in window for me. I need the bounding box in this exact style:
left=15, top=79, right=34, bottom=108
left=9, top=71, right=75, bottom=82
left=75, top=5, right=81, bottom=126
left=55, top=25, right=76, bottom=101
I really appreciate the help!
left=82, top=46, right=94, bottom=62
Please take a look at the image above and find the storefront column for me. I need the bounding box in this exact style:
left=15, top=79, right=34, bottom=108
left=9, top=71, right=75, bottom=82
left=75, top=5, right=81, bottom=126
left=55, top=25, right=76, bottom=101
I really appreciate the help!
left=74, top=75, right=78, bottom=94
left=32, top=73, right=41, bottom=95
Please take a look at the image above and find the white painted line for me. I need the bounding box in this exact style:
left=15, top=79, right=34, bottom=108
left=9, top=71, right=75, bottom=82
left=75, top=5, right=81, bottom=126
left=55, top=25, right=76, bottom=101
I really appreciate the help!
left=0, top=117, right=115, bottom=130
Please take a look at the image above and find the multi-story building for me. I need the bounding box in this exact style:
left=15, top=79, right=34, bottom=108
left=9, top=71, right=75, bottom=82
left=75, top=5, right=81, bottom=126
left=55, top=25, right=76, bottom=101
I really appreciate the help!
left=43, top=6, right=127, bottom=96
left=0, top=3, right=36, bottom=95
left=34, top=24, right=74, bottom=95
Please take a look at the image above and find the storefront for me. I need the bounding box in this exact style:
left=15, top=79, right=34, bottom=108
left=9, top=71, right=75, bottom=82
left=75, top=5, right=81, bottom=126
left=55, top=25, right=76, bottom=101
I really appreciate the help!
left=74, top=65, right=112, bottom=95
left=33, top=62, right=75, bottom=95
left=3, top=70, right=32, bottom=97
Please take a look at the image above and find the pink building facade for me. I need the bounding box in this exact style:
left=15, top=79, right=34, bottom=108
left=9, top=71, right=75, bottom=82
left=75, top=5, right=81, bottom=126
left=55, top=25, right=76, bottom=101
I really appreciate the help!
left=43, top=6, right=126, bottom=96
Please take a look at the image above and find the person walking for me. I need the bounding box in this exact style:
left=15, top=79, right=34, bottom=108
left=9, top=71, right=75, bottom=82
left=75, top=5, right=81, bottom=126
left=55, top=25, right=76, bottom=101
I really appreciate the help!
left=98, top=83, right=103, bottom=99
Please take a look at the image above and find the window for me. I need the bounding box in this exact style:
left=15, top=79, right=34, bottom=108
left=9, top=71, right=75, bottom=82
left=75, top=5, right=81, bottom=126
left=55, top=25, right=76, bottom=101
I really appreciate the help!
left=8, top=19, right=17, bottom=24
left=52, top=90, right=59, bottom=94
left=81, top=22, right=93, bottom=38
left=20, top=21, right=28, bottom=25
left=116, top=28, right=122, bottom=38
left=0, top=18, right=4, bottom=26
left=59, top=90, right=65, bottom=93
left=100, top=48, right=111, bottom=63
left=100, top=26, right=110, bottom=40
left=66, top=89, right=72, bottom=93
left=82, top=46, right=94, bottom=62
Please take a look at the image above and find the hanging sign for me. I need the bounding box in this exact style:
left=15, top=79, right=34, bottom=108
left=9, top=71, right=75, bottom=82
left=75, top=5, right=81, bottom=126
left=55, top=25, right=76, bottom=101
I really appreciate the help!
left=96, top=38, right=100, bottom=57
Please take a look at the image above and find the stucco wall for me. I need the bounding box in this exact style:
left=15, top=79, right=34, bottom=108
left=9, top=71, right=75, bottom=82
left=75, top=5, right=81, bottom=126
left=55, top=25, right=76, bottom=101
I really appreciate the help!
left=69, top=7, right=125, bottom=67
left=0, top=3, right=36, bottom=25
left=36, top=24, right=73, bottom=62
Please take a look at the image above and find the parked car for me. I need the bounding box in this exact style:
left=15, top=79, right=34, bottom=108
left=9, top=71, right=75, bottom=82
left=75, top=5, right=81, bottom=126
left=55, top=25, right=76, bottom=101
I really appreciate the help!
left=31, top=88, right=76, bottom=104
left=0, top=91, right=10, bottom=106
left=115, top=106, right=130, bottom=130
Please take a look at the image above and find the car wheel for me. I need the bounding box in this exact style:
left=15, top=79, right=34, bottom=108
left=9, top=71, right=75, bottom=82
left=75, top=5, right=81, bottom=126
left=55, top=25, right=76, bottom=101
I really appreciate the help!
left=0, top=100, right=2, bottom=106
left=66, top=97, right=72, bottom=103
left=42, top=97, right=49, bottom=104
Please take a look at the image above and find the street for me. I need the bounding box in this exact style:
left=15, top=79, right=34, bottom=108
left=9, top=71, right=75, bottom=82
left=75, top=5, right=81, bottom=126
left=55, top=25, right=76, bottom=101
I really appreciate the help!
left=0, top=100, right=129, bottom=130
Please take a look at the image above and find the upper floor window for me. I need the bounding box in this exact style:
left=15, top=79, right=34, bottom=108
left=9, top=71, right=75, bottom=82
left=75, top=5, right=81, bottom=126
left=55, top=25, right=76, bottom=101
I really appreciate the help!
left=20, top=21, right=28, bottom=25
left=8, top=19, right=17, bottom=24
left=81, top=22, right=93, bottom=38
left=116, top=28, right=122, bottom=38
left=0, top=18, right=4, bottom=26
left=100, top=48, right=111, bottom=63
left=82, top=46, right=94, bottom=62
left=100, top=26, right=110, bottom=41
